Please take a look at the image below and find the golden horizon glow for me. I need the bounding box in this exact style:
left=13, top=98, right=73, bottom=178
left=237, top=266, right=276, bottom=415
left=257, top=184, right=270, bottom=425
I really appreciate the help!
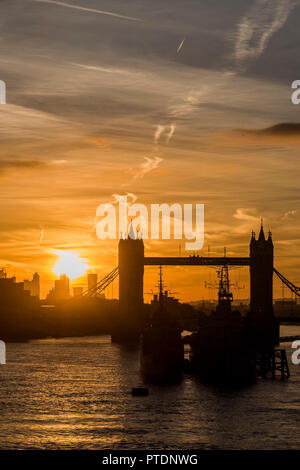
left=53, top=250, right=89, bottom=280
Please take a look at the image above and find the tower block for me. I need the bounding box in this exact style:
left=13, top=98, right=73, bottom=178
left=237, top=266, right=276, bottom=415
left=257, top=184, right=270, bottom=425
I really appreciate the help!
left=249, top=226, right=276, bottom=349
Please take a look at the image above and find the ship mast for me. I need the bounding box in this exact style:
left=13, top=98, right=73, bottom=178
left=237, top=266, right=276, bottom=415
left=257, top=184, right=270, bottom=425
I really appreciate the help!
left=217, top=264, right=233, bottom=312
left=158, top=266, right=165, bottom=308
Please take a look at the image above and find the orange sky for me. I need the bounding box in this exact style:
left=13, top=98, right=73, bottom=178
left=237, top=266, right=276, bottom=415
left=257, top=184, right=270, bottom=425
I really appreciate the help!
left=0, top=0, right=300, bottom=301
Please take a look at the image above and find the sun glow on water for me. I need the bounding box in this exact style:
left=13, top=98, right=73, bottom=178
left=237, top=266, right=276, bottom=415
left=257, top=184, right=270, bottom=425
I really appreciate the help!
left=53, top=250, right=89, bottom=280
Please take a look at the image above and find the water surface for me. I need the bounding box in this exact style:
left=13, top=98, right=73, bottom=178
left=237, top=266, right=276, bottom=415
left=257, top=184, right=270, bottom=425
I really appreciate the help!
left=0, top=325, right=300, bottom=449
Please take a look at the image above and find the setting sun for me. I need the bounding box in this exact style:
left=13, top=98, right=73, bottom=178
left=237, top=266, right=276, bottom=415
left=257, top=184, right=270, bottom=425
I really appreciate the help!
left=53, top=250, right=89, bottom=280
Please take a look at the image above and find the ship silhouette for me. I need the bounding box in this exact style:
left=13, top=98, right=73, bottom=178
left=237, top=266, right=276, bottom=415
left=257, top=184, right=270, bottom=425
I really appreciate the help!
left=189, top=263, right=256, bottom=385
left=140, top=267, right=184, bottom=383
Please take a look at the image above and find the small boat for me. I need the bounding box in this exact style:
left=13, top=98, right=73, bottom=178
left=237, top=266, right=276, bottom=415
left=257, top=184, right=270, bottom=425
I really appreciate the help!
left=131, top=387, right=149, bottom=396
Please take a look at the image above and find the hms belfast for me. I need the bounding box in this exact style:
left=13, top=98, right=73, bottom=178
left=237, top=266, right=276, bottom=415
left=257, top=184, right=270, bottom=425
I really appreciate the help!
left=188, top=226, right=280, bottom=384
left=189, top=263, right=256, bottom=384
left=140, top=267, right=184, bottom=383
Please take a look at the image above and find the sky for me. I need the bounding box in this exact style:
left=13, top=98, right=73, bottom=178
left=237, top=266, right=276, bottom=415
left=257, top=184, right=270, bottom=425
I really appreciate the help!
left=1, top=0, right=300, bottom=300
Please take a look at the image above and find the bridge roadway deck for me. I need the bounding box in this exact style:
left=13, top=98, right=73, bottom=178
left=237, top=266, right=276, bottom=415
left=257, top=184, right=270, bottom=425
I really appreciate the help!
left=280, top=335, right=300, bottom=343
left=143, top=256, right=250, bottom=266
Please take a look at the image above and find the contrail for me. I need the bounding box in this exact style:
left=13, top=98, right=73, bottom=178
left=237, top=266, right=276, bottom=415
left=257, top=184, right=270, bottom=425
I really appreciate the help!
left=177, top=38, right=185, bottom=54
left=166, top=124, right=176, bottom=143
left=235, top=0, right=299, bottom=68
left=33, top=0, right=143, bottom=22
left=39, top=228, right=44, bottom=243
left=69, top=62, right=132, bottom=75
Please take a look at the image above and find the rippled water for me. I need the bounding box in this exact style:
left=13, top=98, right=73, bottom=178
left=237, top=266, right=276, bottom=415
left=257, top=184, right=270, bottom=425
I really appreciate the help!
left=0, top=325, right=300, bottom=449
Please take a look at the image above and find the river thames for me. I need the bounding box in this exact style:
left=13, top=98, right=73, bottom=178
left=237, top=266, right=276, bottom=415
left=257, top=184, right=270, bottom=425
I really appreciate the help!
left=0, top=325, right=300, bottom=450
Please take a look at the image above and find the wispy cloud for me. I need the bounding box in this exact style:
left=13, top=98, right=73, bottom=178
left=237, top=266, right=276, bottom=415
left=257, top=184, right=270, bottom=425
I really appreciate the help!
left=154, top=124, right=176, bottom=144
left=233, top=208, right=260, bottom=223
left=0, top=104, right=73, bottom=139
left=154, top=125, right=166, bottom=144
left=51, top=159, right=69, bottom=165
left=282, top=209, right=297, bottom=219
left=85, top=137, right=110, bottom=149
left=39, top=228, right=44, bottom=244
left=134, top=155, right=163, bottom=179
left=241, top=122, right=300, bottom=136
left=0, top=159, right=46, bottom=173
left=112, top=193, right=137, bottom=204
left=132, top=124, right=174, bottom=181
left=33, top=0, right=143, bottom=22
left=69, top=62, right=132, bottom=75
left=166, top=124, right=176, bottom=144
left=235, top=0, right=299, bottom=69
left=233, top=208, right=261, bottom=235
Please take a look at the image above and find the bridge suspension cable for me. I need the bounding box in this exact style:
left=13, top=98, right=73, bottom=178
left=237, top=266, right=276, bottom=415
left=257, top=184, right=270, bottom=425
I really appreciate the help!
left=273, top=268, right=300, bottom=298
left=81, top=267, right=119, bottom=297
left=79, top=266, right=299, bottom=298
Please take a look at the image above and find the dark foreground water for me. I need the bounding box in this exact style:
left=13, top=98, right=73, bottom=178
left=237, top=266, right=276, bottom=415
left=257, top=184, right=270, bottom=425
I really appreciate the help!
left=0, top=325, right=300, bottom=450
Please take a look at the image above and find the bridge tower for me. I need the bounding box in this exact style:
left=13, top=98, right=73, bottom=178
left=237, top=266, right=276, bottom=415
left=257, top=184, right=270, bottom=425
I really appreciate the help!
left=118, top=225, right=144, bottom=316
left=250, top=225, right=276, bottom=349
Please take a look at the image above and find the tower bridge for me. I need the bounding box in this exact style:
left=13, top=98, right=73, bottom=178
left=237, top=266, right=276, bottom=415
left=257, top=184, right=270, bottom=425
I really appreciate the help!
left=117, top=224, right=275, bottom=347
left=119, top=226, right=273, bottom=314
left=86, top=225, right=299, bottom=348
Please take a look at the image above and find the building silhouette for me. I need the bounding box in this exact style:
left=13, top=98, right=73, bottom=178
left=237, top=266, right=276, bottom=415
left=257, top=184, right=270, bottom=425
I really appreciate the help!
left=24, top=272, right=40, bottom=299
left=73, top=286, right=83, bottom=297
left=87, top=273, right=98, bottom=293
left=46, top=274, right=70, bottom=302
left=0, top=269, right=38, bottom=305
